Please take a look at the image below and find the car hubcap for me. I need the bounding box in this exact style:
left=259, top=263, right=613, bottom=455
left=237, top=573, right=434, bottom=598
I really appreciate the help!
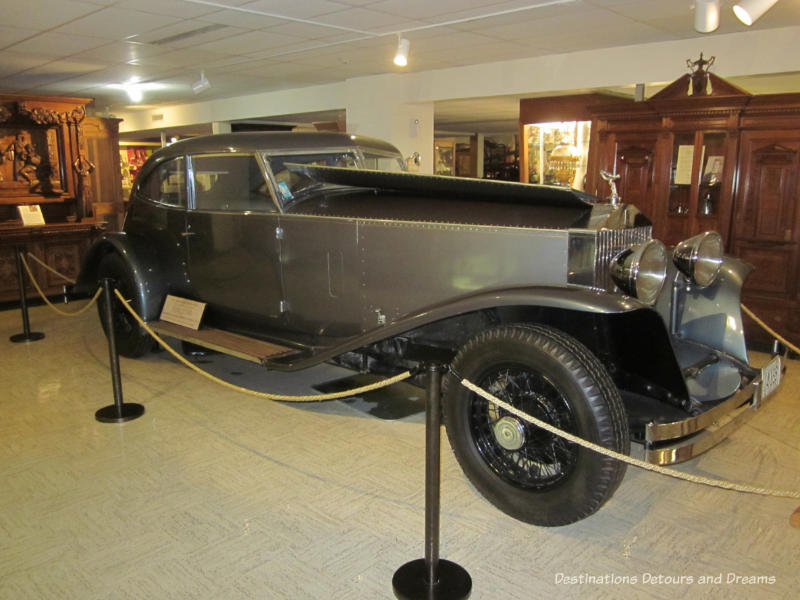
left=493, top=416, right=526, bottom=450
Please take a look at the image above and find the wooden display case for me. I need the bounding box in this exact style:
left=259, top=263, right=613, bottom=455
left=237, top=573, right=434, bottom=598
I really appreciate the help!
left=586, top=71, right=800, bottom=347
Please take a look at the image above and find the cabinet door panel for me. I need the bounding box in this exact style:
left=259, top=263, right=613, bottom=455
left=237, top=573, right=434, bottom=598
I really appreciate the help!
left=733, top=241, right=797, bottom=296
left=43, top=242, right=83, bottom=289
left=734, top=134, right=800, bottom=244
left=751, top=152, right=797, bottom=242
left=612, top=134, right=659, bottom=218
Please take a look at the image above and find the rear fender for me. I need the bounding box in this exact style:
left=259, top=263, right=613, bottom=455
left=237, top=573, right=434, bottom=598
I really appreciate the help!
left=76, top=233, right=166, bottom=321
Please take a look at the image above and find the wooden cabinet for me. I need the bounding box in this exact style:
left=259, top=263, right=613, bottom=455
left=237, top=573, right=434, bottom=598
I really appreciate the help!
left=0, top=95, right=110, bottom=303
left=0, top=221, right=105, bottom=302
left=586, top=74, right=800, bottom=347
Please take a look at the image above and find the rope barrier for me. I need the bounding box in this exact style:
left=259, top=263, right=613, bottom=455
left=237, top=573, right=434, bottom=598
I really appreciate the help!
left=460, top=378, right=800, bottom=500
left=113, top=288, right=413, bottom=402
left=19, top=254, right=102, bottom=317
left=26, top=252, right=77, bottom=284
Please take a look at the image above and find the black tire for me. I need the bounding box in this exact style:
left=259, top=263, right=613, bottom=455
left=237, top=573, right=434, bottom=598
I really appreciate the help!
left=443, top=324, right=629, bottom=526
left=96, top=253, right=154, bottom=358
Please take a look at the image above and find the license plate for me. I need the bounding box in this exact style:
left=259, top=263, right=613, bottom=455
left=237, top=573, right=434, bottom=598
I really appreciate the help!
left=758, top=356, right=782, bottom=405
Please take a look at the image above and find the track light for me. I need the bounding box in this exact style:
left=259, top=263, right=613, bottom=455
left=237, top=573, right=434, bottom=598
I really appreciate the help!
left=393, top=36, right=410, bottom=67
left=694, top=0, right=720, bottom=33
left=733, top=0, right=778, bottom=25
left=121, top=78, right=144, bottom=102
left=192, top=71, right=211, bottom=94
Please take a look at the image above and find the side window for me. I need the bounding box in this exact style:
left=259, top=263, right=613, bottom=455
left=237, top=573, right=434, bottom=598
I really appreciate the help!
left=191, top=153, right=274, bottom=212
left=141, top=157, right=186, bottom=207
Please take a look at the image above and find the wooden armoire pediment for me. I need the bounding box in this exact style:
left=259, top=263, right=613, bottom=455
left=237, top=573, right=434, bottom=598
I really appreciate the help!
left=586, top=70, right=800, bottom=348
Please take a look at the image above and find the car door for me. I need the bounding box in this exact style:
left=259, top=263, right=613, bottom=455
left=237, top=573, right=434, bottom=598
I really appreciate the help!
left=278, top=212, right=362, bottom=339
left=184, top=152, right=284, bottom=329
left=261, top=150, right=363, bottom=339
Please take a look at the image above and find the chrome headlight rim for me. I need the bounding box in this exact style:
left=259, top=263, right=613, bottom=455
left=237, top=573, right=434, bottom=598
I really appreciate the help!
left=673, top=231, right=723, bottom=287
left=610, top=239, right=668, bottom=305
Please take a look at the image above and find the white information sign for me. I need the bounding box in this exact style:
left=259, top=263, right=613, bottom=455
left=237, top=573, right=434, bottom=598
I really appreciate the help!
left=673, top=145, right=695, bottom=185
left=160, top=295, right=206, bottom=330
left=17, top=204, right=45, bottom=226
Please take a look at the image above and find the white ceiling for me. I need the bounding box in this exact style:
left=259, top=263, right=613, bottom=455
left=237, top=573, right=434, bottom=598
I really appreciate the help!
left=2, top=0, right=800, bottom=134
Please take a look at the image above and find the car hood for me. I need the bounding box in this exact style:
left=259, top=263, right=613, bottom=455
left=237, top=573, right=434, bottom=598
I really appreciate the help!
left=284, top=164, right=604, bottom=229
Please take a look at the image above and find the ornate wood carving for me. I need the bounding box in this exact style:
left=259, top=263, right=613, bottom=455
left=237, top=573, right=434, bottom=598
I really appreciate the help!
left=0, top=95, right=91, bottom=219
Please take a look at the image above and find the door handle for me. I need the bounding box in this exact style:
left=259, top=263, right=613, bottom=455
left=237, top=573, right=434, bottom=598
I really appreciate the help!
left=181, top=231, right=197, bottom=237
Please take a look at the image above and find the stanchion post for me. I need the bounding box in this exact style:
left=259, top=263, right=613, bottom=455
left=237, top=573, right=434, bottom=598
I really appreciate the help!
left=10, top=245, right=45, bottom=343
left=392, top=363, right=472, bottom=600
left=95, top=277, right=145, bottom=423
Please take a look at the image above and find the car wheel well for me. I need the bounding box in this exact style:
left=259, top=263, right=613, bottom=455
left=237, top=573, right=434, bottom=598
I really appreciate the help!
left=404, top=304, right=687, bottom=408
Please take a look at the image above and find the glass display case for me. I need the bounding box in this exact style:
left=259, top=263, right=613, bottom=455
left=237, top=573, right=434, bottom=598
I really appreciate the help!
left=665, top=130, right=732, bottom=246
left=522, top=121, right=591, bottom=190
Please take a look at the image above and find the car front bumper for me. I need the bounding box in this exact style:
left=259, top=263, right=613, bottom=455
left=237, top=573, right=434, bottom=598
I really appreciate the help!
left=644, top=355, right=784, bottom=465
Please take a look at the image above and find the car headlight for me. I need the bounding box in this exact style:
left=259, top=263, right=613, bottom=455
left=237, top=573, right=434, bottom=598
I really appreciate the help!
left=610, top=239, right=668, bottom=305
left=673, top=231, right=723, bottom=287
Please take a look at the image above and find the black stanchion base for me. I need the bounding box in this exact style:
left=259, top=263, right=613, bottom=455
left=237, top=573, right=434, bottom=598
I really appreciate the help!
left=10, top=331, right=45, bottom=343
left=392, top=559, right=472, bottom=600
left=95, top=403, right=145, bottom=423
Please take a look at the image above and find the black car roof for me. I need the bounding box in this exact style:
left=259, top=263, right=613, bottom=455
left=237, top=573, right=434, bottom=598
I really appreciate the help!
left=147, top=131, right=401, bottom=162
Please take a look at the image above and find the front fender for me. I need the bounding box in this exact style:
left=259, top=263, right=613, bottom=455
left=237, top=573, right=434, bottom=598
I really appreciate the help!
left=76, top=232, right=167, bottom=321
left=270, top=285, right=650, bottom=370
left=441, top=285, right=649, bottom=315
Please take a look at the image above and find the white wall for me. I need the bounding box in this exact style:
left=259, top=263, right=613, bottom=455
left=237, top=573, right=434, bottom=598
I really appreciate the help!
left=345, top=74, right=434, bottom=173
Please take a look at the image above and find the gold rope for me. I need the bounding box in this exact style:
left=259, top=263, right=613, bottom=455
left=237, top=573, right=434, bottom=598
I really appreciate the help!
left=20, top=254, right=102, bottom=317
left=461, top=378, right=800, bottom=500
left=26, top=252, right=77, bottom=284
left=113, top=288, right=412, bottom=402
left=741, top=304, right=800, bottom=355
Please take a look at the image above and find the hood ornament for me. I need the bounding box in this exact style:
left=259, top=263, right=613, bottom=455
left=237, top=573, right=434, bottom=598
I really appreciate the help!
left=600, top=170, right=621, bottom=206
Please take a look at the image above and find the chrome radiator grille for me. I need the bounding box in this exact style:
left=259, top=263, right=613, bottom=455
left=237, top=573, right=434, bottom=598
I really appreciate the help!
left=593, top=226, right=653, bottom=290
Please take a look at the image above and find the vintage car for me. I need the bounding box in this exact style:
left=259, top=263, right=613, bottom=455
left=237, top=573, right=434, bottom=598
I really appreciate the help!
left=77, top=132, right=783, bottom=526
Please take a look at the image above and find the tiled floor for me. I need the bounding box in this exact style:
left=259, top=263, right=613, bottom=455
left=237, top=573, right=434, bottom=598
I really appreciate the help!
left=1, top=302, right=799, bottom=599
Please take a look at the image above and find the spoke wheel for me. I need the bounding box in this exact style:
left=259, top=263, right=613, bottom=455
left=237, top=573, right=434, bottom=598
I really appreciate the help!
left=444, top=324, right=629, bottom=526
left=472, top=367, right=578, bottom=489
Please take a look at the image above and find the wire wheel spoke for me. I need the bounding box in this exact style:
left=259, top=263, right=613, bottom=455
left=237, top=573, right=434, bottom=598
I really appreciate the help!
left=471, top=366, right=578, bottom=489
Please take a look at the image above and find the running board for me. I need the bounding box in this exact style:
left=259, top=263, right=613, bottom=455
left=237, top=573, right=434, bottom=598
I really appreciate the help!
left=149, top=320, right=300, bottom=365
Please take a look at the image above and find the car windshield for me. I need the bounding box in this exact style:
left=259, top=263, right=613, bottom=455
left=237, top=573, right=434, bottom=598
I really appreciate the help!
left=264, top=151, right=359, bottom=204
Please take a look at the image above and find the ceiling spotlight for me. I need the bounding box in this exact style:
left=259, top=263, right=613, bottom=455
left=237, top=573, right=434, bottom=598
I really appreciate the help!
left=733, top=0, right=779, bottom=25
left=192, top=71, right=211, bottom=94
left=393, top=36, right=410, bottom=67
left=124, top=81, right=143, bottom=103
left=694, top=0, right=720, bottom=33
